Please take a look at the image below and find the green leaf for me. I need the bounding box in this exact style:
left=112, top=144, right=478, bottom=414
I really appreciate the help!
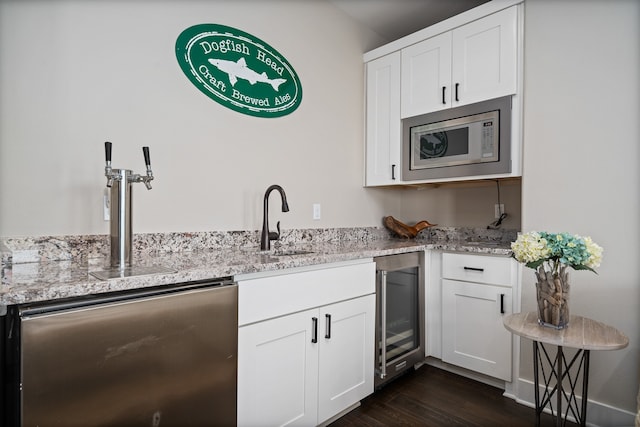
left=525, top=259, right=545, bottom=269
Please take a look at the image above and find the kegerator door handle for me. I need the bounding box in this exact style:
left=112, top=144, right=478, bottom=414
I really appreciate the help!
left=379, top=271, right=388, bottom=380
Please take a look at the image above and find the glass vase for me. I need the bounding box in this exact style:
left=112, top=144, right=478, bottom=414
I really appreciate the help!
left=535, top=265, right=570, bottom=329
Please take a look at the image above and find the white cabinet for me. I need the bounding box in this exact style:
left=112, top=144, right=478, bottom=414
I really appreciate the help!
left=401, top=32, right=452, bottom=118
left=401, top=6, right=518, bottom=118
left=237, top=261, right=376, bottom=426
left=364, top=2, right=522, bottom=186
left=238, top=308, right=319, bottom=427
left=318, top=296, right=375, bottom=422
left=365, top=52, right=401, bottom=186
left=441, top=253, right=516, bottom=381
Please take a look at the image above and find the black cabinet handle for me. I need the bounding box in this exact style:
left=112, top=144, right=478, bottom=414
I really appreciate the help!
left=442, top=86, right=446, bottom=104
left=311, top=317, right=318, bottom=343
left=500, top=294, right=505, bottom=314
left=325, top=314, right=332, bottom=339
left=455, top=83, right=460, bottom=102
left=463, top=266, right=484, bottom=272
left=391, top=164, right=396, bottom=180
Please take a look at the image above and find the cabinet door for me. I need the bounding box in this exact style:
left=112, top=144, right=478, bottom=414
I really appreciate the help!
left=451, top=6, right=517, bottom=106
left=442, top=279, right=512, bottom=381
left=365, top=52, right=401, bottom=186
left=238, top=308, right=319, bottom=427
left=317, top=295, right=375, bottom=424
left=401, top=31, right=452, bottom=117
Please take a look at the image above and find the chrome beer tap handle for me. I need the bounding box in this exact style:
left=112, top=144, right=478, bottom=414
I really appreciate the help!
left=141, top=146, right=153, bottom=190
left=104, top=141, right=114, bottom=187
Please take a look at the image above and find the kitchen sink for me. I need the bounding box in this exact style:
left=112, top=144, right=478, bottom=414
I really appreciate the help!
left=243, top=247, right=315, bottom=257
left=271, top=249, right=314, bottom=256
left=464, top=241, right=508, bottom=247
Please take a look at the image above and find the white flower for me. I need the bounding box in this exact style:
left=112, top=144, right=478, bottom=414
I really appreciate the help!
left=511, top=232, right=551, bottom=264
left=582, top=236, right=603, bottom=269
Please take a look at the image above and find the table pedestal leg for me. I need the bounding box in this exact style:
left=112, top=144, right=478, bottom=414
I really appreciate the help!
left=532, top=341, right=590, bottom=427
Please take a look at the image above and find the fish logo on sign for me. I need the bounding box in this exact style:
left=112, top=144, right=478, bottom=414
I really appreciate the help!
left=208, top=58, right=287, bottom=91
left=176, top=24, right=302, bottom=118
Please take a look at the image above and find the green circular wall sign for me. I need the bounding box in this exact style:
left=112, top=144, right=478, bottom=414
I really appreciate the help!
left=176, top=24, right=302, bottom=118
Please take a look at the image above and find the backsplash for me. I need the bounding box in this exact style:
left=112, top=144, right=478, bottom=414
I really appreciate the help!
left=1, top=226, right=517, bottom=266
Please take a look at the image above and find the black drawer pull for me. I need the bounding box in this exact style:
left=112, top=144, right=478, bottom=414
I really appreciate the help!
left=311, top=317, right=318, bottom=343
left=463, top=266, right=484, bottom=272
left=442, top=86, right=446, bottom=104
left=455, top=83, right=460, bottom=101
left=500, top=293, right=505, bottom=314
left=325, top=314, right=332, bottom=339
left=391, top=164, right=396, bottom=180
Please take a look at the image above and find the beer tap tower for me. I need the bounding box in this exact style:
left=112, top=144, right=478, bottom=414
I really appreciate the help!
left=103, top=141, right=154, bottom=269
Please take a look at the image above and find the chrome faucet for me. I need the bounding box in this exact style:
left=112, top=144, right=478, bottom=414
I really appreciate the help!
left=260, top=185, right=290, bottom=250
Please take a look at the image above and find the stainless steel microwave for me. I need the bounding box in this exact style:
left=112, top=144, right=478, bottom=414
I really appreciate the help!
left=402, top=96, right=512, bottom=181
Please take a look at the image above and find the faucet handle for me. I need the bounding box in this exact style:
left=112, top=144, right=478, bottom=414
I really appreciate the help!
left=268, top=221, right=281, bottom=242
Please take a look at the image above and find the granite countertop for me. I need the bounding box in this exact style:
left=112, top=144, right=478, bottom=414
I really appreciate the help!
left=0, top=239, right=511, bottom=306
left=1, top=234, right=513, bottom=308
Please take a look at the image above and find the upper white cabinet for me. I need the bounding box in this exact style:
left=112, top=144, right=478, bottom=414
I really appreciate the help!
left=402, top=6, right=517, bottom=118
left=364, top=1, right=523, bottom=186
left=365, top=51, right=401, bottom=186
left=401, top=32, right=452, bottom=118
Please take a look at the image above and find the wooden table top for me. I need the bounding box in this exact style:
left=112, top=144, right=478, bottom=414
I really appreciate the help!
left=503, top=312, right=629, bottom=351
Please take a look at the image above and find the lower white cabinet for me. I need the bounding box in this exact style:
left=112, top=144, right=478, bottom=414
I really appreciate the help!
left=237, top=261, right=376, bottom=426
left=441, top=253, right=515, bottom=381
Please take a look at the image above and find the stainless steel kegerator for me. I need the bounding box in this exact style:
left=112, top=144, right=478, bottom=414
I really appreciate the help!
left=2, top=279, right=238, bottom=427
left=374, top=252, right=425, bottom=388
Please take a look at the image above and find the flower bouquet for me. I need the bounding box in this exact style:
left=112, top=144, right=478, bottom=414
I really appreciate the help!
left=511, top=231, right=603, bottom=328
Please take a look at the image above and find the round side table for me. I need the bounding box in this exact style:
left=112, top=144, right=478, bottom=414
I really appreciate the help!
left=504, top=312, right=629, bottom=427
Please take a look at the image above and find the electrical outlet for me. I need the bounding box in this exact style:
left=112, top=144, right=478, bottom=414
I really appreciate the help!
left=313, top=203, right=321, bottom=220
left=494, top=204, right=504, bottom=219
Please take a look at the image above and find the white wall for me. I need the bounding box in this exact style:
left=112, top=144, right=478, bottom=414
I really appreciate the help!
left=521, top=0, right=639, bottom=416
left=400, top=180, right=521, bottom=229
left=0, top=0, right=397, bottom=237
left=2, top=0, right=635, bottom=417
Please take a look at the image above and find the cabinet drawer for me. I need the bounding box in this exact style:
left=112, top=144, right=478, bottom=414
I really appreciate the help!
left=442, top=253, right=514, bottom=286
left=237, top=261, right=375, bottom=326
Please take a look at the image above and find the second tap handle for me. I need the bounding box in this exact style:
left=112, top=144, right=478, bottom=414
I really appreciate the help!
left=142, top=146, right=151, bottom=167
left=105, top=141, right=112, bottom=164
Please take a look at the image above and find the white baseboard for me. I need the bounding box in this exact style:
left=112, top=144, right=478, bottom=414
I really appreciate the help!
left=422, top=358, right=636, bottom=426
left=514, top=377, right=636, bottom=427
left=424, top=357, right=506, bottom=390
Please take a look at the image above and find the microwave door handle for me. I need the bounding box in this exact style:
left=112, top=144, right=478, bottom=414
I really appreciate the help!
left=379, top=271, right=388, bottom=380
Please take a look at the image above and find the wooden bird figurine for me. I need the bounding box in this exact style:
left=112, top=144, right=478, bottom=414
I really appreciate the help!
left=383, top=216, right=437, bottom=239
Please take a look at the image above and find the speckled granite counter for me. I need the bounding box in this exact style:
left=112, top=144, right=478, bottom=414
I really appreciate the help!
left=1, top=227, right=515, bottom=307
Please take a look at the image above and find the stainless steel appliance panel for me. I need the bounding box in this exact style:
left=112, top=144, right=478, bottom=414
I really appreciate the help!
left=19, top=283, right=237, bottom=427
left=374, top=252, right=425, bottom=388
left=402, top=95, right=512, bottom=181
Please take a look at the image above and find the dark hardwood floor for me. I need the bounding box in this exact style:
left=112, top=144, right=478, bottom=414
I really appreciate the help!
left=329, top=364, right=577, bottom=427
